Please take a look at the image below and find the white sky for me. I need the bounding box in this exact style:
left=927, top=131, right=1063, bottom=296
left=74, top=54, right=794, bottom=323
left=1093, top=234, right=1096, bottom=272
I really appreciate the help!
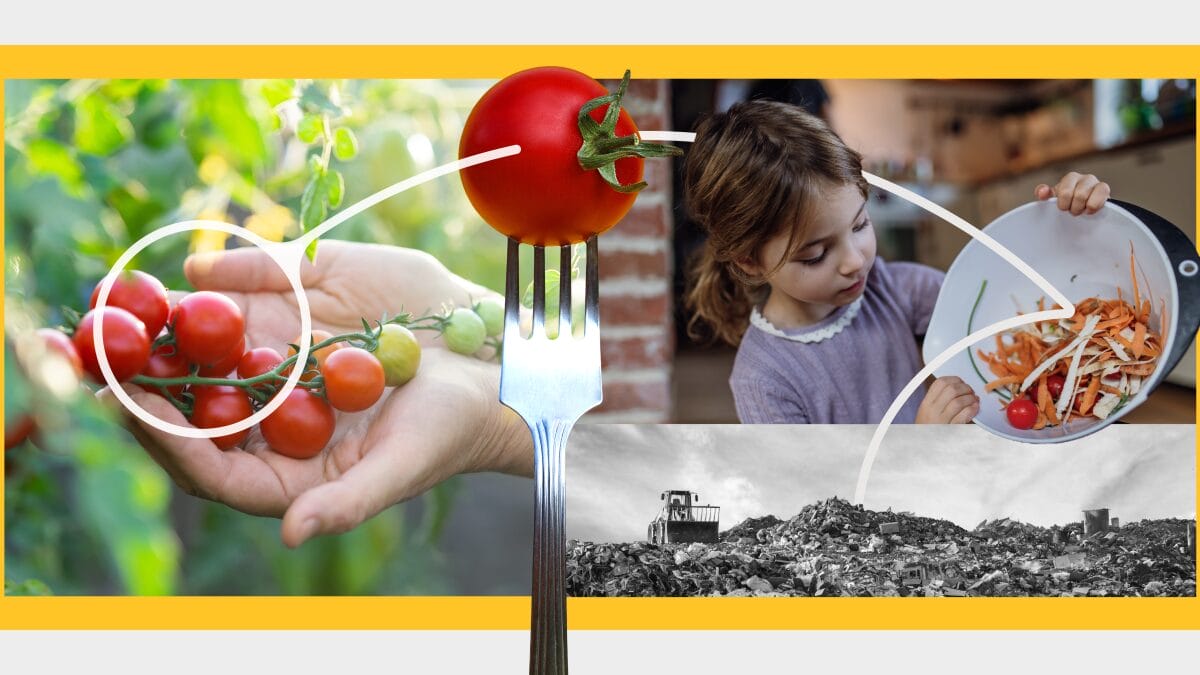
left=565, top=424, right=1195, bottom=543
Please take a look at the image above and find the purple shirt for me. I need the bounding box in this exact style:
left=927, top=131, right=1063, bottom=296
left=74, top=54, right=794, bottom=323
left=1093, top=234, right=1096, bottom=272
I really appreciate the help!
left=730, top=258, right=945, bottom=424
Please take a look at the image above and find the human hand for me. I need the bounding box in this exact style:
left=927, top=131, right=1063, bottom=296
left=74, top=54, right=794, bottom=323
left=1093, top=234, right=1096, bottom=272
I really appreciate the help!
left=103, top=241, right=533, bottom=547
left=915, top=376, right=980, bottom=424
left=1035, top=172, right=1111, bottom=216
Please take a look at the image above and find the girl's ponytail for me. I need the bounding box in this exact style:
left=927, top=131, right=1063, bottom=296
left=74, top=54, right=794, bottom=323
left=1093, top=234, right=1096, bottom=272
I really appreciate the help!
left=685, top=246, right=763, bottom=347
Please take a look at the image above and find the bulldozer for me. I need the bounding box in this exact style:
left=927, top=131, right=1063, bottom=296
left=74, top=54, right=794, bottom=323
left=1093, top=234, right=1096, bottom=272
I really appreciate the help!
left=647, top=490, right=720, bottom=544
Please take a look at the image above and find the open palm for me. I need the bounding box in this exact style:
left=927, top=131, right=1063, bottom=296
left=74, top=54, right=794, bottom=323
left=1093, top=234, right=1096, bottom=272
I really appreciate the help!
left=113, top=241, right=529, bottom=547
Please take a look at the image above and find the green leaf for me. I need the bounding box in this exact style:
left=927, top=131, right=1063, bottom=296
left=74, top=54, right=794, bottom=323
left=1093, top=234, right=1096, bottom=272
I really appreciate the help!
left=74, top=94, right=134, bottom=156
left=297, top=114, right=324, bottom=144
left=261, top=78, right=296, bottom=107
left=326, top=169, right=345, bottom=208
left=300, top=173, right=328, bottom=232
left=306, top=239, right=319, bottom=265
left=4, top=578, right=54, bottom=596
left=25, top=138, right=86, bottom=195
left=333, top=127, right=358, bottom=161
left=298, top=82, right=346, bottom=116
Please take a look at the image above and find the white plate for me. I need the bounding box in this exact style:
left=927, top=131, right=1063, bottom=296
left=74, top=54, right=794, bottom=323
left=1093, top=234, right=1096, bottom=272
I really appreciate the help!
left=922, top=200, right=1179, bottom=443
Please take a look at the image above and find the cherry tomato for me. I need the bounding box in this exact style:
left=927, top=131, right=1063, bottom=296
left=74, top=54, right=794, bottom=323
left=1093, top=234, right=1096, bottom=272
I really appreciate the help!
left=474, top=297, right=505, bottom=338
left=287, top=329, right=343, bottom=382
left=142, top=344, right=189, bottom=397
left=197, top=335, right=246, bottom=377
left=260, top=389, right=335, bottom=459
left=189, top=385, right=253, bottom=450
left=442, top=308, right=486, bottom=355
left=1046, top=374, right=1066, bottom=400
left=90, top=270, right=171, bottom=338
left=459, top=66, right=644, bottom=245
left=73, top=306, right=151, bottom=382
left=1006, top=397, right=1039, bottom=430
left=323, top=347, right=385, bottom=412
left=172, top=291, right=245, bottom=366
left=36, top=327, right=83, bottom=377
left=5, top=414, right=36, bottom=450
left=374, top=324, right=421, bottom=386
left=238, top=347, right=284, bottom=391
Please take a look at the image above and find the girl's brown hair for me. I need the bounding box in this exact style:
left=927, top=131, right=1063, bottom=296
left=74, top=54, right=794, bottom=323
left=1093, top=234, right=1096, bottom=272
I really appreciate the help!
left=683, top=100, right=869, bottom=347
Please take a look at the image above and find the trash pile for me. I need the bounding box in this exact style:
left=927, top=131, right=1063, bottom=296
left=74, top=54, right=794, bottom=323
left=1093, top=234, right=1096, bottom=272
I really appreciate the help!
left=566, top=497, right=1196, bottom=597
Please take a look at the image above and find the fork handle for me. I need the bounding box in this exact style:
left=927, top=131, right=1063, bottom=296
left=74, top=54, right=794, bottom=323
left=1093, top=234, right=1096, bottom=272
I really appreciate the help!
left=529, top=417, right=572, bottom=675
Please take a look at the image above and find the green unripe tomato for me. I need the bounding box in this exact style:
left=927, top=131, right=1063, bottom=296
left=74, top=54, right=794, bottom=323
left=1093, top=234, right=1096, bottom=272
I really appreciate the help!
left=374, top=324, right=421, bottom=386
left=442, top=308, right=487, bottom=355
left=474, top=297, right=505, bottom=338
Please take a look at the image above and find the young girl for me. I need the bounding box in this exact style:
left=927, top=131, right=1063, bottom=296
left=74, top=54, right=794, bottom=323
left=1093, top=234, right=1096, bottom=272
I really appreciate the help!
left=683, top=100, right=1110, bottom=425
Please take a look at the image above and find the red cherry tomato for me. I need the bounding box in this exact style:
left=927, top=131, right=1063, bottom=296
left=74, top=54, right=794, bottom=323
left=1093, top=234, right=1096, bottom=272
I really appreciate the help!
left=1046, top=374, right=1066, bottom=400
left=238, top=347, right=284, bottom=391
left=172, top=291, right=245, bottom=366
left=260, top=389, right=335, bottom=459
left=142, top=344, right=190, bottom=397
left=197, top=335, right=246, bottom=377
left=1006, top=397, right=1039, bottom=430
left=73, top=307, right=151, bottom=382
left=459, top=66, right=644, bottom=245
left=189, top=385, right=253, bottom=450
left=36, top=327, right=83, bottom=377
left=322, top=347, right=386, bottom=412
left=90, top=270, right=170, bottom=338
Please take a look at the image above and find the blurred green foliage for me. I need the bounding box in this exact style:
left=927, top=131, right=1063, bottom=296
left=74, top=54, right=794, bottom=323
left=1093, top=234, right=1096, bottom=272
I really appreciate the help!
left=4, top=78, right=505, bottom=595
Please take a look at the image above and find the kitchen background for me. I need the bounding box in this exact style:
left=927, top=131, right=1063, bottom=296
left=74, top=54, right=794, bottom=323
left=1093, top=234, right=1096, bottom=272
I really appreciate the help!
left=590, top=78, right=1196, bottom=424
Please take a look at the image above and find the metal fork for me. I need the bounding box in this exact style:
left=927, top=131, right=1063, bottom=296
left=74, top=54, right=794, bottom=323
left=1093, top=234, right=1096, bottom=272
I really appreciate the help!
left=501, top=235, right=602, bottom=675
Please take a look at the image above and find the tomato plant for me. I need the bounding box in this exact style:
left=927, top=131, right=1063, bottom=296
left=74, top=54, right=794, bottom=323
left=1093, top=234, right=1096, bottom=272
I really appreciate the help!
left=90, top=270, right=171, bottom=338
left=287, top=329, right=343, bottom=382
left=172, top=291, right=245, bottom=367
left=237, top=347, right=284, bottom=391
left=73, top=306, right=152, bottom=382
left=441, top=307, right=486, bottom=355
left=474, top=297, right=504, bottom=338
left=458, top=67, right=679, bottom=245
left=323, top=347, right=386, bottom=412
left=374, top=324, right=421, bottom=386
left=1006, top=397, right=1039, bottom=430
left=260, top=389, right=336, bottom=459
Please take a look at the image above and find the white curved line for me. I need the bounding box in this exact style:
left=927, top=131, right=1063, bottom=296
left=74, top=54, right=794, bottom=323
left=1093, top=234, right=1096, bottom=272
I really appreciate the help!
left=854, top=173, right=1076, bottom=504
left=297, top=144, right=522, bottom=246
left=639, top=131, right=696, bottom=143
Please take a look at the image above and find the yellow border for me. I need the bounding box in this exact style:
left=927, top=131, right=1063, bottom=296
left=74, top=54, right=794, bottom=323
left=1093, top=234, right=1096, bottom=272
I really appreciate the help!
left=1, top=45, right=1198, bottom=630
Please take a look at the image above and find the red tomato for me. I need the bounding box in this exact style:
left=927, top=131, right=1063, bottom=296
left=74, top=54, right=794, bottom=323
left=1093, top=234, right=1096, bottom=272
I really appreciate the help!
left=238, top=347, right=284, bottom=391
left=459, top=66, right=644, bottom=245
left=5, top=414, right=36, bottom=450
left=1046, top=374, right=1066, bottom=399
left=260, top=389, right=335, bottom=459
left=322, top=347, right=385, bottom=412
left=142, top=344, right=190, bottom=397
left=36, top=328, right=83, bottom=377
left=90, top=270, right=170, bottom=338
left=1006, top=398, right=1039, bottom=430
left=197, top=335, right=246, bottom=377
left=172, top=291, right=245, bottom=366
left=189, top=385, right=253, bottom=450
left=73, top=307, right=151, bottom=382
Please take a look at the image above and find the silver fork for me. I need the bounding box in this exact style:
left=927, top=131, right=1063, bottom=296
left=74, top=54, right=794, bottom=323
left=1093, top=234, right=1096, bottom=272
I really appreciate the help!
left=501, top=235, right=602, bottom=675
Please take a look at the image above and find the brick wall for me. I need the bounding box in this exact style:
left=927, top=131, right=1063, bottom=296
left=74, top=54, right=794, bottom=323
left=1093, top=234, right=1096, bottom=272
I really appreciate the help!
left=585, top=78, right=676, bottom=423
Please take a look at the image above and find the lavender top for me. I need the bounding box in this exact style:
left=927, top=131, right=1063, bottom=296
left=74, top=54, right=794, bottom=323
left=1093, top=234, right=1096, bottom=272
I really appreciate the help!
left=730, top=258, right=945, bottom=424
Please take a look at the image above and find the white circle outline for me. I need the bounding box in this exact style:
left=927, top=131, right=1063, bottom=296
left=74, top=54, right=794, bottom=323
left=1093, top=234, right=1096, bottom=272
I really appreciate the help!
left=94, top=220, right=312, bottom=439
left=1179, top=260, right=1198, bottom=277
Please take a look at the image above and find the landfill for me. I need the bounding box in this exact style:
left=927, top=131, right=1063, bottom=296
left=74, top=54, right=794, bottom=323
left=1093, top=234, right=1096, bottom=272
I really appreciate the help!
left=566, top=497, right=1196, bottom=597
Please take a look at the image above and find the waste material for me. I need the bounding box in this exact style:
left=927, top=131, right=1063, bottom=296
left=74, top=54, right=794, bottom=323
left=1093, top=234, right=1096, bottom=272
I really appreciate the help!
left=566, top=497, right=1195, bottom=597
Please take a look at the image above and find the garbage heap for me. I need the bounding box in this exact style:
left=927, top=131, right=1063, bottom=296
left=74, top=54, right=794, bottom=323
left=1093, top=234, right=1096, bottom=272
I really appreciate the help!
left=566, top=497, right=1196, bottom=597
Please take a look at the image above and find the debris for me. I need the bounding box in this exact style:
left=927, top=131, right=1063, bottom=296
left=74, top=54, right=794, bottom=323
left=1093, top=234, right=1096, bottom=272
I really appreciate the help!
left=566, top=497, right=1196, bottom=597
left=880, top=522, right=901, bottom=535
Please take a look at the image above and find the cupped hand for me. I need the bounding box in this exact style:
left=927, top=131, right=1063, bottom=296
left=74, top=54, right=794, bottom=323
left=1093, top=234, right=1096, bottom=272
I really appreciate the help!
left=104, top=240, right=531, bottom=547
left=916, top=375, right=980, bottom=424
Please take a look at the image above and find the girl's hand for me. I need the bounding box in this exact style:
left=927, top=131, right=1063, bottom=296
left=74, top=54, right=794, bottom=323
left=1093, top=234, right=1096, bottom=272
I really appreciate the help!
left=1035, top=172, right=1111, bottom=216
left=916, top=376, right=980, bottom=424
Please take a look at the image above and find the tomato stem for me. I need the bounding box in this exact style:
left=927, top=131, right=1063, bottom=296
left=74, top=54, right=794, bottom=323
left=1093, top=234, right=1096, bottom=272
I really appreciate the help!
left=576, top=69, right=683, bottom=194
